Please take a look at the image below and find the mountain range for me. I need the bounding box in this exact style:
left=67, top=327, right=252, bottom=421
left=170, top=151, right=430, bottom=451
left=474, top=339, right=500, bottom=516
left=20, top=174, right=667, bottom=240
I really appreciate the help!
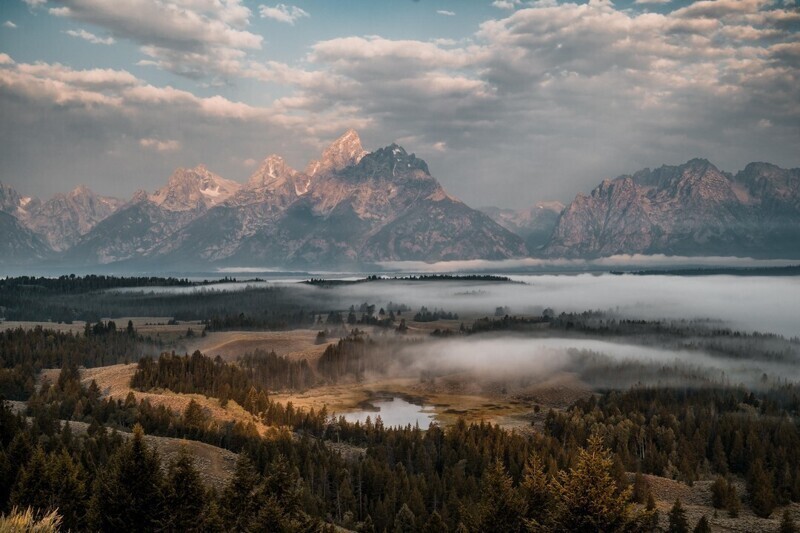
left=1, top=131, right=798, bottom=269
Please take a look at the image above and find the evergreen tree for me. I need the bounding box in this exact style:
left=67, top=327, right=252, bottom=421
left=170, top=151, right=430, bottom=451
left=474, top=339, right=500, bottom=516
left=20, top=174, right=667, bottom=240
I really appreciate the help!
left=667, top=499, right=688, bottom=533
left=521, top=451, right=553, bottom=528
left=726, top=483, right=740, bottom=518
left=692, top=515, right=711, bottom=533
left=394, top=503, right=416, bottom=533
left=467, top=461, right=526, bottom=533
left=781, top=510, right=798, bottom=533
left=163, top=447, right=209, bottom=532
left=221, top=454, right=263, bottom=531
left=710, top=476, right=728, bottom=509
left=88, top=424, right=165, bottom=532
left=422, top=510, right=448, bottom=533
left=10, top=447, right=51, bottom=513
left=748, top=459, right=776, bottom=518
left=644, top=491, right=659, bottom=531
left=46, top=449, right=86, bottom=531
left=551, top=434, right=635, bottom=532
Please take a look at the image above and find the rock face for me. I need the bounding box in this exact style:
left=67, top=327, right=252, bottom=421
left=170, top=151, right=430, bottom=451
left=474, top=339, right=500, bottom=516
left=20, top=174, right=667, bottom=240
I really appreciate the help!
left=153, top=134, right=526, bottom=267
left=0, top=210, right=52, bottom=264
left=26, top=185, right=124, bottom=251
left=482, top=202, right=565, bottom=253
left=3, top=140, right=797, bottom=267
left=544, top=159, right=800, bottom=258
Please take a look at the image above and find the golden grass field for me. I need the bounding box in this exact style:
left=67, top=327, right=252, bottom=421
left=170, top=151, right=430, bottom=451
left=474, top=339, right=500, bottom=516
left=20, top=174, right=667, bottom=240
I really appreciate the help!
left=184, top=329, right=336, bottom=361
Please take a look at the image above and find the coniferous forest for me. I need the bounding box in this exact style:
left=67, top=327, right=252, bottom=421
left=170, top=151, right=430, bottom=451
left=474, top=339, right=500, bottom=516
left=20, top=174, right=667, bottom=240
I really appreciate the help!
left=2, top=275, right=800, bottom=532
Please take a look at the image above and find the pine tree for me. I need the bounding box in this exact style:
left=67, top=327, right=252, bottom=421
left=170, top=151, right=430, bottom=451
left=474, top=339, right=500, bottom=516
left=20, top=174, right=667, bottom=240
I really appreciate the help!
left=394, top=503, right=416, bottom=533
left=163, top=447, right=209, bottom=532
left=667, top=499, right=688, bottom=533
left=46, top=449, right=86, bottom=531
left=748, top=459, right=776, bottom=518
left=781, top=510, right=798, bottom=533
left=467, top=460, right=526, bottom=532
left=221, top=454, right=263, bottom=531
left=422, top=510, right=448, bottom=533
left=521, top=451, right=553, bottom=527
left=551, top=433, right=635, bottom=532
left=10, top=446, right=51, bottom=512
left=726, top=483, right=740, bottom=518
left=644, top=491, right=659, bottom=531
left=710, top=476, right=727, bottom=508
left=632, top=470, right=649, bottom=504
left=693, top=515, right=711, bottom=533
left=89, top=424, right=165, bottom=531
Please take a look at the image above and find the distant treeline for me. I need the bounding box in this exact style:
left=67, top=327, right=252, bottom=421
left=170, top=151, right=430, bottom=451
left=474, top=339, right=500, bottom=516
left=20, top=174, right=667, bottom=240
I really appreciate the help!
left=303, top=274, right=515, bottom=286
left=0, top=282, right=329, bottom=325
left=612, top=265, right=800, bottom=276
left=0, top=325, right=147, bottom=400
left=0, top=274, right=247, bottom=293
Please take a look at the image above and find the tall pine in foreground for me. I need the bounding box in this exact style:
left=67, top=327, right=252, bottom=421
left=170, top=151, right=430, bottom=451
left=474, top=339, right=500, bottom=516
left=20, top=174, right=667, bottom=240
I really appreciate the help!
left=667, top=499, right=688, bottom=533
left=89, top=424, right=165, bottom=531
left=550, top=433, right=637, bottom=532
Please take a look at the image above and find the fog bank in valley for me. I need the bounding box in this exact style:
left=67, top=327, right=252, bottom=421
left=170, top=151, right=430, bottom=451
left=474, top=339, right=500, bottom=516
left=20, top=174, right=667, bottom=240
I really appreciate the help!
left=330, top=274, right=800, bottom=338
left=400, top=336, right=800, bottom=390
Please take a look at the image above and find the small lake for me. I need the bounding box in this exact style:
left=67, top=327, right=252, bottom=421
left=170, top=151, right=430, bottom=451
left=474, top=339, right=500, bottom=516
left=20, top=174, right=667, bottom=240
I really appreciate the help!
left=342, top=397, right=436, bottom=429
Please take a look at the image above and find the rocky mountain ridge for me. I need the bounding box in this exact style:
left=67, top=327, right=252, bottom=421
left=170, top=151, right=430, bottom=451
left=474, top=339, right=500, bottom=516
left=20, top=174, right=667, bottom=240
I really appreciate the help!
left=543, top=159, right=800, bottom=259
left=2, top=136, right=798, bottom=267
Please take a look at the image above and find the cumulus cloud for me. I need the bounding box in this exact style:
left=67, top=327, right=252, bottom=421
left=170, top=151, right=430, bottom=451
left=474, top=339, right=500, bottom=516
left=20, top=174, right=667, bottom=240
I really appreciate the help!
left=139, top=137, right=181, bottom=152
left=65, top=28, right=115, bottom=45
left=259, top=4, right=309, bottom=24
left=49, top=0, right=260, bottom=79
left=243, top=0, right=800, bottom=207
left=3, top=21, right=17, bottom=29
left=0, top=55, right=299, bottom=198
left=4, top=0, right=800, bottom=210
left=437, top=10, right=456, bottom=16
left=492, top=0, right=521, bottom=9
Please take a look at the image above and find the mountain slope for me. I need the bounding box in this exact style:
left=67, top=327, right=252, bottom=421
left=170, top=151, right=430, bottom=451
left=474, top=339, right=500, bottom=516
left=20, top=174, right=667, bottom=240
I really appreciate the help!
left=0, top=210, right=52, bottom=265
left=25, top=185, right=123, bottom=251
left=482, top=202, right=565, bottom=253
left=66, top=166, right=234, bottom=265
left=544, top=159, right=800, bottom=259
left=154, top=133, right=527, bottom=267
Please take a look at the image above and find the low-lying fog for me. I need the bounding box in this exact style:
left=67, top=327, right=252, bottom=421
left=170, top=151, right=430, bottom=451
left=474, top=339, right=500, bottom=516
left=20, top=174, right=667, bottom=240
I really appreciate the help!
left=327, top=274, right=800, bottom=338
left=400, top=336, right=799, bottom=389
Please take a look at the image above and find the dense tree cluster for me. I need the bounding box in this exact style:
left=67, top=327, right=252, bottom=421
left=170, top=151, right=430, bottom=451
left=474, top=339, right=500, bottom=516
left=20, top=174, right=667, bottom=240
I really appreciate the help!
left=0, top=326, right=144, bottom=400
left=413, top=307, right=458, bottom=322
left=547, top=386, right=800, bottom=518
left=317, top=333, right=384, bottom=383
left=132, top=349, right=316, bottom=400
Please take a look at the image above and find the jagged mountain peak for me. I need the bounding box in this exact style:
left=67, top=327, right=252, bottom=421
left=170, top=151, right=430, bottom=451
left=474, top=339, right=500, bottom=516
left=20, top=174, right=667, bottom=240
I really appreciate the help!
left=344, top=143, right=431, bottom=180
left=151, top=165, right=242, bottom=211
left=68, top=184, right=93, bottom=197
left=249, top=155, right=298, bottom=188
left=306, top=129, right=367, bottom=177
left=244, top=154, right=310, bottom=203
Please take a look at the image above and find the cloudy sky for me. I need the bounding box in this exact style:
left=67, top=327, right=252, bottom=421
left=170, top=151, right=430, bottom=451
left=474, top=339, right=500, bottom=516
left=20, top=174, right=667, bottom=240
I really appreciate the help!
left=0, top=0, right=798, bottom=208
